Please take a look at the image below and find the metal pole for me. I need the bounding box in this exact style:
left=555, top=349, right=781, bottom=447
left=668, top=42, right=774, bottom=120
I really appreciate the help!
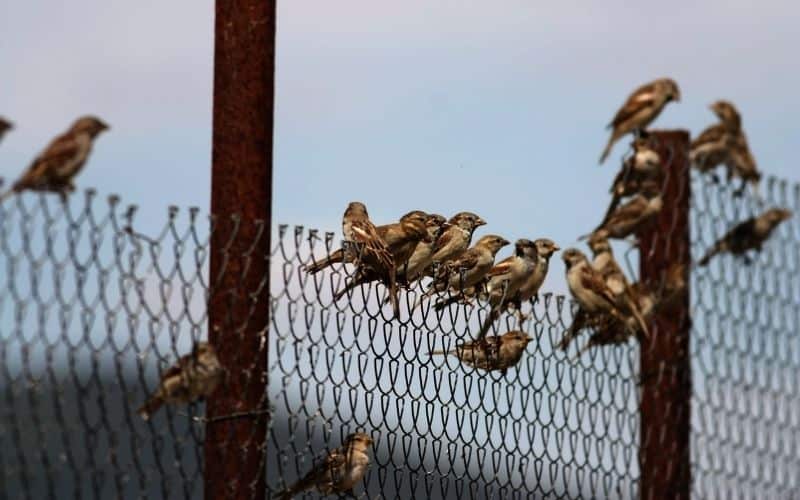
left=205, top=1, right=275, bottom=499
left=637, top=130, right=691, bottom=500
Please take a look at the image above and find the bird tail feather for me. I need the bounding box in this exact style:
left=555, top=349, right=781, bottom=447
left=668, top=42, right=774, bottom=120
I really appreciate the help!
left=599, top=134, right=617, bottom=164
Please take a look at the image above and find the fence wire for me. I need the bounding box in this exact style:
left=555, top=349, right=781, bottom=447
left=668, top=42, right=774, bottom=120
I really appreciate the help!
left=0, top=142, right=798, bottom=499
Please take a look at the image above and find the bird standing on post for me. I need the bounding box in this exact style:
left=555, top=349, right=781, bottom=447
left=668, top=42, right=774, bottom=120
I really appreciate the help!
left=137, top=342, right=223, bottom=420
left=0, top=117, right=12, bottom=145
left=0, top=116, right=109, bottom=203
left=588, top=182, right=663, bottom=242
left=276, top=432, right=373, bottom=500
left=599, top=78, right=681, bottom=164
left=698, top=208, right=791, bottom=266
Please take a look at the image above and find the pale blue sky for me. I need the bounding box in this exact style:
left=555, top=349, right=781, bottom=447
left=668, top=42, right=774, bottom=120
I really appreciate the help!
left=1, top=0, right=798, bottom=293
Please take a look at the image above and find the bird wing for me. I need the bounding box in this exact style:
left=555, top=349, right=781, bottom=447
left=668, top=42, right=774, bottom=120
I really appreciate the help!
left=691, top=124, right=727, bottom=149
left=451, top=248, right=480, bottom=271
left=31, top=132, right=86, bottom=179
left=609, top=82, right=658, bottom=129
left=579, top=266, right=618, bottom=307
left=603, top=196, right=647, bottom=228
left=351, top=220, right=393, bottom=267
left=431, top=228, right=456, bottom=254
left=484, top=256, right=514, bottom=278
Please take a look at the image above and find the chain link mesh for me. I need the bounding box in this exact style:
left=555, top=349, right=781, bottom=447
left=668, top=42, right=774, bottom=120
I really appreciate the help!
left=1, top=142, right=798, bottom=499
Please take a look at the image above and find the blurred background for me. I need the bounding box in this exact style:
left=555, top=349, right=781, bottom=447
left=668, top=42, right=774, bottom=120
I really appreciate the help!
left=1, top=1, right=799, bottom=499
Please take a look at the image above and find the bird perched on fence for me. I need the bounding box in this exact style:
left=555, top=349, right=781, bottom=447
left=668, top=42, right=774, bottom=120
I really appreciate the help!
left=400, top=213, right=449, bottom=283
left=698, top=208, right=791, bottom=266
left=430, top=330, right=532, bottom=374
left=276, top=432, right=373, bottom=500
left=587, top=239, right=651, bottom=337
left=604, top=137, right=663, bottom=222
left=421, top=234, right=509, bottom=301
left=332, top=202, right=399, bottom=317
left=306, top=210, right=429, bottom=275
left=137, top=342, right=223, bottom=420
left=425, top=211, right=486, bottom=273
left=333, top=210, right=431, bottom=305
left=587, top=182, right=663, bottom=242
left=562, top=248, right=649, bottom=339
left=0, top=116, right=109, bottom=203
left=0, top=117, right=12, bottom=144
left=475, top=239, right=539, bottom=337
left=599, top=78, right=681, bottom=164
left=502, top=238, right=560, bottom=322
left=587, top=234, right=629, bottom=297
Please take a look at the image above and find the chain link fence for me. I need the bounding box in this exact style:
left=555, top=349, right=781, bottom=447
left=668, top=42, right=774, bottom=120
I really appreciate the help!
left=1, top=144, right=798, bottom=498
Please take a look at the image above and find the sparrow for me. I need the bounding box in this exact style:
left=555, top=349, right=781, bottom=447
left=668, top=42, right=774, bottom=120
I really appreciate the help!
left=587, top=237, right=651, bottom=337
left=276, top=432, right=373, bottom=500
left=690, top=101, right=741, bottom=179
left=430, top=330, right=532, bottom=374
left=400, top=213, right=449, bottom=283
left=0, top=116, right=109, bottom=202
left=305, top=211, right=430, bottom=275
left=587, top=234, right=629, bottom=297
left=698, top=208, right=791, bottom=266
left=422, top=234, right=509, bottom=299
left=599, top=78, right=681, bottom=164
left=426, top=212, right=487, bottom=271
left=475, top=239, right=539, bottom=337
left=604, top=137, right=663, bottom=222
left=558, top=281, right=656, bottom=356
left=334, top=202, right=399, bottom=317
left=137, top=342, right=223, bottom=420
left=562, top=248, right=649, bottom=338
left=334, top=210, right=432, bottom=304
left=588, top=182, right=663, bottom=242
left=504, top=238, right=560, bottom=321
left=0, top=117, right=12, bottom=145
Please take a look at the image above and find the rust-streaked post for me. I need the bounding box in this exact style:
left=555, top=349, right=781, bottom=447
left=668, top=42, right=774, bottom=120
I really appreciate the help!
left=637, top=130, right=692, bottom=500
left=205, top=1, right=275, bottom=499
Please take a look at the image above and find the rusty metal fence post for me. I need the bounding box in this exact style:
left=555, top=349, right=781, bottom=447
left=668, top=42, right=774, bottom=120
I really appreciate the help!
left=205, top=1, right=276, bottom=499
left=637, top=130, right=692, bottom=500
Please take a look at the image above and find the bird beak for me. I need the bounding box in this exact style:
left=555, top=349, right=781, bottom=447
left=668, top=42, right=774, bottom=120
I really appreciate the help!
left=501, top=238, right=510, bottom=246
left=475, top=217, right=487, bottom=227
left=552, top=244, right=561, bottom=252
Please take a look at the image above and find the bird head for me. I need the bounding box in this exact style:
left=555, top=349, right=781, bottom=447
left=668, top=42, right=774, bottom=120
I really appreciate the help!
left=450, top=212, right=486, bottom=231
left=658, top=78, right=681, bottom=102
left=765, top=208, right=792, bottom=225
left=72, top=116, right=110, bottom=137
left=476, top=234, right=510, bottom=254
left=344, top=202, right=369, bottom=219
left=587, top=234, right=611, bottom=255
left=513, top=238, right=536, bottom=258
left=346, top=432, right=375, bottom=448
left=503, top=330, right=533, bottom=347
left=534, top=238, right=560, bottom=259
left=400, top=210, right=432, bottom=241
left=561, top=248, right=587, bottom=269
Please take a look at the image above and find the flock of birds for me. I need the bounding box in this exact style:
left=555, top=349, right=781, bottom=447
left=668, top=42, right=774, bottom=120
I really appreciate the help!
left=0, top=77, right=794, bottom=498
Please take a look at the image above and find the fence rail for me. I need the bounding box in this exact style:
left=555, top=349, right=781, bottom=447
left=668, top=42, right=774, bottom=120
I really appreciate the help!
left=1, top=148, right=799, bottom=498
